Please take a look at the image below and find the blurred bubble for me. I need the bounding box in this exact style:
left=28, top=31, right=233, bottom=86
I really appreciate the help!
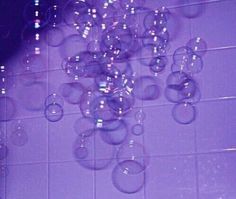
left=0, top=165, right=8, bottom=178
left=0, top=144, right=8, bottom=160
left=116, top=140, right=149, bottom=172
left=131, top=124, right=144, bottom=136
left=44, top=103, right=64, bottom=122
left=99, top=119, right=128, bottom=145
left=73, top=133, right=115, bottom=170
left=10, top=126, right=28, bottom=147
left=179, top=0, right=206, bottom=19
left=44, top=26, right=64, bottom=47
left=135, top=109, right=146, bottom=123
left=59, top=82, right=84, bottom=104
left=112, top=160, right=145, bottom=194
left=73, top=117, right=96, bottom=137
left=186, top=37, right=207, bottom=57
left=45, top=93, right=64, bottom=107
left=0, top=96, right=16, bottom=122
left=133, top=76, right=161, bottom=100
left=172, top=102, right=196, bottom=124
left=18, top=81, right=47, bottom=111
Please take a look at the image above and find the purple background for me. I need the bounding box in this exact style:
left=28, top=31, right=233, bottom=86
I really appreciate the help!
left=1, top=0, right=236, bottom=198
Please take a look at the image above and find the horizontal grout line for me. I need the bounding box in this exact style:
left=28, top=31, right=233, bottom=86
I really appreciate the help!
left=3, top=148, right=236, bottom=167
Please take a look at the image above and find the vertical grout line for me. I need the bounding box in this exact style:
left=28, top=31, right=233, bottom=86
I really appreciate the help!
left=188, top=3, right=200, bottom=199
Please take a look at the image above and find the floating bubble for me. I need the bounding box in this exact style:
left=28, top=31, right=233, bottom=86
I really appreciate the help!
left=10, top=127, right=28, bottom=147
left=131, top=124, right=144, bottom=136
left=18, top=81, right=47, bottom=111
left=112, top=160, right=145, bottom=194
left=149, top=56, right=167, bottom=74
left=0, top=144, right=8, bottom=160
left=133, top=76, right=161, bottom=100
left=135, top=109, right=146, bottom=123
left=116, top=140, right=149, bottom=172
left=59, top=82, right=84, bottom=104
left=44, top=103, right=64, bottom=122
left=73, top=117, right=96, bottom=137
left=44, top=26, right=64, bottom=47
left=99, top=119, right=128, bottom=145
left=0, top=96, right=16, bottom=122
left=187, top=37, right=207, bottom=57
left=172, top=102, right=196, bottom=124
left=73, top=133, right=115, bottom=170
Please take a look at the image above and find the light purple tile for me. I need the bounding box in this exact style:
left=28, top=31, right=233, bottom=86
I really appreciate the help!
left=197, top=48, right=236, bottom=100
left=198, top=152, right=236, bottom=199
left=6, top=163, right=48, bottom=199
left=143, top=105, right=195, bottom=156
left=6, top=117, right=48, bottom=164
left=146, top=155, right=197, bottom=199
left=190, top=1, right=236, bottom=49
left=49, top=161, right=94, bottom=199
left=49, top=113, right=79, bottom=162
left=196, top=100, right=236, bottom=152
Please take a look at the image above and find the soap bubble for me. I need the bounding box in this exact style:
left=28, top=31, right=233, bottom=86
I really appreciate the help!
left=44, top=103, right=64, bottom=122
left=172, top=102, right=196, bottom=124
left=10, top=127, right=28, bottom=147
left=0, top=144, right=8, bottom=160
left=133, top=76, right=161, bottom=100
left=44, top=26, right=64, bottom=47
left=73, top=117, right=96, bottom=137
left=131, top=124, right=144, bottom=136
left=0, top=96, right=16, bottom=122
left=45, top=93, right=64, bottom=107
left=186, top=37, right=207, bottom=57
left=59, top=82, right=84, bottom=105
left=112, top=160, right=145, bottom=194
left=116, top=140, right=149, bottom=172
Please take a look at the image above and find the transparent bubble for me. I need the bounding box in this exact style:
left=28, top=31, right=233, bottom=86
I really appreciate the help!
left=17, top=81, right=47, bottom=111
left=186, top=37, right=207, bottom=57
left=112, top=160, right=145, bottom=194
left=131, top=124, right=144, bottom=136
left=45, top=93, right=64, bottom=107
left=0, top=96, right=16, bottom=122
left=44, top=26, right=64, bottom=47
left=59, top=82, right=84, bottom=104
left=73, top=133, right=115, bottom=170
left=135, top=109, right=146, bottom=123
left=80, top=87, right=98, bottom=118
left=172, top=102, right=196, bottom=124
left=116, top=140, right=149, bottom=172
left=179, top=1, right=205, bottom=19
left=0, top=165, right=8, bottom=178
left=23, top=1, right=49, bottom=27
left=0, top=144, right=8, bottom=160
left=143, top=9, right=167, bottom=30
left=133, top=76, right=161, bottom=100
left=107, top=89, right=135, bottom=116
left=99, top=119, right=128, bottom=145
left=10, top=127, right=28, bottom=147
left=187, top=53, right=203, bottom=74
left=149, top=56, right=167, bottom=74
left=44, top=103, right=64, bottom=122
left=73, top=117, right=96, bottom=137
left=21, top=53, right=47, bottom=74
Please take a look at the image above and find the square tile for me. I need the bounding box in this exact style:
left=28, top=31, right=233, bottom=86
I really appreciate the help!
left=196, top=100, right=236, bottom=152
left=6, top=163, right=48, bottom=199
left=49, top=161, right=94, bottom=199
left=191, top=1, right=236, bottom=49
left=198, top=152, right=236, bottom=199
left=146, top=155, right=197, bottom=199
left=143, top=105, right=195, bottom=156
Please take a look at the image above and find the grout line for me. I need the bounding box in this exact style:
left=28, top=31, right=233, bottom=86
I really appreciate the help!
left=4, top=148, right=236, bottom=167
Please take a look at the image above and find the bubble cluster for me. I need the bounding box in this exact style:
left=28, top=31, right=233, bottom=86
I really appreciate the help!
left=166, top=37, right=207, bottom=124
